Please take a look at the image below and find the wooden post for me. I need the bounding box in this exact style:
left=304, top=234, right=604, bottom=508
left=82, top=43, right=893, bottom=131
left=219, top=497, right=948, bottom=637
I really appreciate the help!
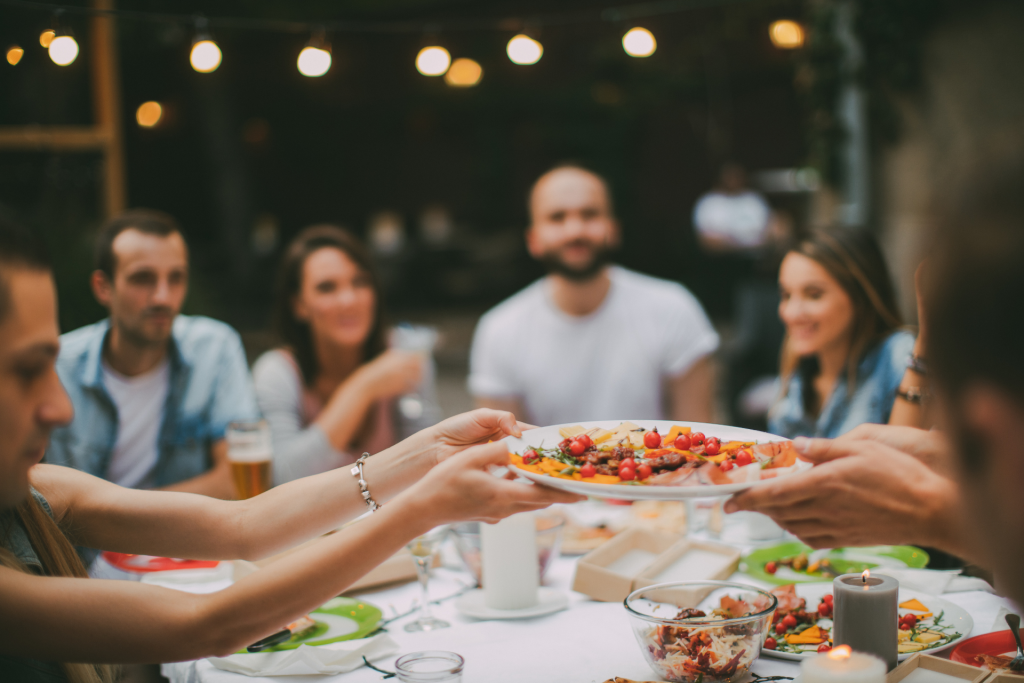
left=90, top=0, right=126, bottom=217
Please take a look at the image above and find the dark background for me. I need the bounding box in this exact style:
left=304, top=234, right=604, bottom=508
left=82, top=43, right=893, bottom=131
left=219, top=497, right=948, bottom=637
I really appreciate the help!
left=0, top=0, right=807, bottom=335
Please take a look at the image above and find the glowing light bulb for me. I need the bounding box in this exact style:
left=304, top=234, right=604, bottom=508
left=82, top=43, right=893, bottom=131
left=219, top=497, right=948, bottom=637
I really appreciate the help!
left=444, top=58, right=482, bottom=87
left=48, top=35, right=79, bottom=66
left=6, top=45, right=24, bottom=65
left=506, top=34, right=543, bottom=65
left=415, top=46, right=450, bottom=76
left=297, top=46, right=331, bottom=77
left=136, top=101, right=163, bottom=128
left=622, top=27, right=656, bottom=57
left=190, top=39, right=222, bottom=73
left=39, top=30, right=55, bottom=48
left=769, top=20, right=805, bottom=49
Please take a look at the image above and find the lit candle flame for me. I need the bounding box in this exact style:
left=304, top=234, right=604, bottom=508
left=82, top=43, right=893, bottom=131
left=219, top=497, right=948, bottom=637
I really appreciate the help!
left=828, top=645, right=853, bottom=660
left=862, top=569, right=870, bottom=582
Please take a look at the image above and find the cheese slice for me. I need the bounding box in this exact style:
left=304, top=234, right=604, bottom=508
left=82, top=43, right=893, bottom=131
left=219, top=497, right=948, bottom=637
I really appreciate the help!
left=559, top=425, right=586, bottom=439
left=899, top=599, right=929, bottom=612
left=898, top=643, right=926, bottom=653
left=585, top=428, right=613, bottom=444
left=914, top=632, right=942, bottom=644
left=629, top=431, right=647, bottom=448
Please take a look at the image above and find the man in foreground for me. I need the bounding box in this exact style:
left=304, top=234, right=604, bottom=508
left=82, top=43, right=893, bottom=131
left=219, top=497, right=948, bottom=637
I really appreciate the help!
left=45, top=209, right=260, bottom=499
left=469, top=164, right=719, bottom=426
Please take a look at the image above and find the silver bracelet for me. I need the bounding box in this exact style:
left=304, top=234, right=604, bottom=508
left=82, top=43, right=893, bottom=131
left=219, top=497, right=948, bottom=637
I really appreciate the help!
left=350, top=453, right=382, bottom=512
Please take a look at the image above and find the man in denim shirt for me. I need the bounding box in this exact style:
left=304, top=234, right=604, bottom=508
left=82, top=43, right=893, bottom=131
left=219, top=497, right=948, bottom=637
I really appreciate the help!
left=46, top=209, right=260, bottom=499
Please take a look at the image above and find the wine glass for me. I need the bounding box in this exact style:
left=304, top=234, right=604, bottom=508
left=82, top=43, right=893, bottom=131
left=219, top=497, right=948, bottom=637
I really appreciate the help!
left=404, top=525, right=451, bottom=632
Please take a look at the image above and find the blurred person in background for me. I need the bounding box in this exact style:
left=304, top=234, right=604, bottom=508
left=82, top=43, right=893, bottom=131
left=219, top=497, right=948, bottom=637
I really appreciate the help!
left=253, top=226, right=440, bottom=485
left=45, top=209, right=259, bottom=500
left=693, top=162, right=772, bottom=253
left=0, top=215, right=581, bottom=682
left=469, top=164, right=719, bottom=426
left=768, top=227, right=927, bottom=438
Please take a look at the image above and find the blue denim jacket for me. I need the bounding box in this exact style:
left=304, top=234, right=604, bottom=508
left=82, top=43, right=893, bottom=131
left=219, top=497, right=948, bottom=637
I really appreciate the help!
left=45, top=315, right=260, bottom=487
left=768, top=331, right=916, bottom=439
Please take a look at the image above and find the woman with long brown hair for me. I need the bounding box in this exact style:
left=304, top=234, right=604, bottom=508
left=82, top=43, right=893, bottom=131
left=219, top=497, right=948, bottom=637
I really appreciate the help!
left=253, top=225, right=439, bottom=485
left=768, top=227, right=926, bottom=438
left=0, top=219, right=579, bottom=682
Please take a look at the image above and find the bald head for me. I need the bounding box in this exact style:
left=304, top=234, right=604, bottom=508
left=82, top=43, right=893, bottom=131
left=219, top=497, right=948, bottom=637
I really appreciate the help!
left=526, top=166, right=619, bottom=281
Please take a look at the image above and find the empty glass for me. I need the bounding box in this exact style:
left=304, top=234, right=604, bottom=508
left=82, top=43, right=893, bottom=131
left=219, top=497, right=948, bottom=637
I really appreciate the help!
left=404, top=526, right=450, bottom=632
left=395, top=651, right=464, bottom=682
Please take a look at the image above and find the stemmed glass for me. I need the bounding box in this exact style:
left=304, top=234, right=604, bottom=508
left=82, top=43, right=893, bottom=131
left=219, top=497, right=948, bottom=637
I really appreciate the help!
left=405, top=525, right=451, bottom=632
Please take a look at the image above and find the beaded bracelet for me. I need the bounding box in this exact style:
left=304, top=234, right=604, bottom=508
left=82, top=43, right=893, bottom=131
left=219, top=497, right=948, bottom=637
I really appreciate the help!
left=897, top=386, right=926, bottom=405
left=350, top=452, right=382, bottom=512
left=906, top=354, right=929, bottom=375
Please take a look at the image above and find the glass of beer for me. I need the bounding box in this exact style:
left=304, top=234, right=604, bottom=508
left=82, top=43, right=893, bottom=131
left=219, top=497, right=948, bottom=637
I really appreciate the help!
left=226, top=420, right=273, bottom=499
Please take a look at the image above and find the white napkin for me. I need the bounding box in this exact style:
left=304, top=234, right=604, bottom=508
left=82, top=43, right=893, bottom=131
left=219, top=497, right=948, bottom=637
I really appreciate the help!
left=874, top=568, right=994, bottom=595
left=207, top=633, right=398, bottom=677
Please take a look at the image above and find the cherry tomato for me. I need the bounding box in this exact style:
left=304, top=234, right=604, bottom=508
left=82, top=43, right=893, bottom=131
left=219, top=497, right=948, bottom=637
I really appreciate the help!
left=817, top=602, right=832, bottom=618
left=765, top=561, right=778, bottom=575
left=643, top=429, right=662, bottom=449
left=735, top=449, right=752, bottom=467
left=719, top=460, right=735, bottom=472
left=619, top=466, right=637, bottom=481
left=577, top=434, right=593, bottom=449
left=637, top=464, right=653, bottom=480
left=782, top=615, right=798, bottom=630
left=817, top=643, right=832, bottom=654
left=901, top=614, right=917, bottom=628
left=620, top=457, right=637, bottom=470
left=674, top=433, right=691, bottom=451
left=580, top=463, right=597, bottom=478
left=822, top=593, right=834, bottom=605
left=764, top=637, right=777, bottom=650
left=523, top=449, right=539, bottom=464
left=704, top=437, right=721, bottom=455
left=569, top=439, right=586, bottom=456
left=690, top=432, right=705, bottom=447
left=775, top=622, right=787, bottom=635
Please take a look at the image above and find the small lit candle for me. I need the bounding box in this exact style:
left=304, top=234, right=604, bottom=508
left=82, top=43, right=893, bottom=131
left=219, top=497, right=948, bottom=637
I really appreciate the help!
left=833, top=570, right=899, bottom=670
left=800, top=645, right=886, bottom=683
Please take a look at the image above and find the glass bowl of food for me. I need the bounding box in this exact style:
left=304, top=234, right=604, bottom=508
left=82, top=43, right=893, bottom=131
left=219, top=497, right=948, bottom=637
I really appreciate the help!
left=624, top=581, right=778, bottom=683
left=451, top=514, right=564, bottom=585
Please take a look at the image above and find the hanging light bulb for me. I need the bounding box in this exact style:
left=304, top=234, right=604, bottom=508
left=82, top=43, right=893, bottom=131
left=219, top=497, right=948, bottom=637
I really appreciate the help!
left=769, top=20, right=805, bottom=49
left=6, top=45, right=24, bottom=65
left=39, top=30, right=55, bottom=48
left=415, top=46, right=450, bottom=76
left=136, top=101, right=163, bottom=128
left=48, top=31, right=79, bottom=66
left=189, top=19, right=221, bottom=73
left=445, top=58, right=483, bottom=87
left=506, top=34, right=543, bottom=65
left=297, top=30, right=331, bottom=77
left=622, top=27, right=656, bottom=57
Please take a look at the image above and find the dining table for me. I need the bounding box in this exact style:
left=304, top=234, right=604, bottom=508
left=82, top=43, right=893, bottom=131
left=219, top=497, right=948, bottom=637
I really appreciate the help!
left=160, top=513, right=1016, bottom=683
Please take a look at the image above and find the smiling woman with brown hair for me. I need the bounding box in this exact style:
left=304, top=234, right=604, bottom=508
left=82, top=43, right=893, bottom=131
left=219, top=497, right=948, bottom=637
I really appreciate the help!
left=0, top=218, right=581, bottom=683
left=768, top=227, right=920, bottom=438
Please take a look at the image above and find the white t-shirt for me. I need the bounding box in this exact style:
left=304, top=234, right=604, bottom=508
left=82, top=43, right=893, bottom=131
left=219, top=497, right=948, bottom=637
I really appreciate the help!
left=468, top=266, right=719, bottom=425
left=101, top=358, right=170, bottom=489
left=693, top=190, right=771, bottom=247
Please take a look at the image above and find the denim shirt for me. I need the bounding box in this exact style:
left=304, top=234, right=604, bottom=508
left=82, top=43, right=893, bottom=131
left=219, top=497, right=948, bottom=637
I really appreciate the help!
left=768, top=331, right=916, bottom=439
left=45, top=315, right=261, bottom=487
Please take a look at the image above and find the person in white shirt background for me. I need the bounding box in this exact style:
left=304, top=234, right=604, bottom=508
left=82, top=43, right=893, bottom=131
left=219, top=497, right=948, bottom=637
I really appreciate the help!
left=692, top=162, right=772, bottom=253
left=468, top=164, right=720, bottom=426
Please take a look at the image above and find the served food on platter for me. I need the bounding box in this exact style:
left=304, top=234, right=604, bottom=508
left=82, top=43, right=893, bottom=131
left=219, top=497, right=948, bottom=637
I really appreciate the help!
left=763, top=585, right=963, bottom=658
left=950, top=628, right=1024, bottom=673
left=510, top=421, right=798, bottom=487
left=626, top=582, right=777, bottom=683
left=743, top=543, right=930, bottom=585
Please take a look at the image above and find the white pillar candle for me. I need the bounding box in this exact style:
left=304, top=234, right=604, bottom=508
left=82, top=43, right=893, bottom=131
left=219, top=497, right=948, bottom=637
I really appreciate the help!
left=480, top=512, right=539, bottom=610
left=800, top=646, right=886, bottom=683
left=833, top=571, right=899, bottom=670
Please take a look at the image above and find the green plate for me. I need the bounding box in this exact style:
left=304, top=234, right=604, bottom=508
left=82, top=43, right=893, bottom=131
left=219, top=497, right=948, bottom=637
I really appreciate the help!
left=742, top=542, right=929, bottom=585
left=242, top=596, right=383, bottom=653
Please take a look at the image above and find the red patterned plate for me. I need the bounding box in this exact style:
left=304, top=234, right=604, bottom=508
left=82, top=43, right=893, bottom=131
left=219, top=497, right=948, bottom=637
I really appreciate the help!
left=950, top=628, right=1024, bottom=670
left=100, top=552, right=219, bottom=573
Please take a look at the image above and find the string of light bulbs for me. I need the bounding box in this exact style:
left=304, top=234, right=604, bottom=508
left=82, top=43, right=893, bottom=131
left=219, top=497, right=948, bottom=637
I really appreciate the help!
left=3, top=0, right=804, bottom=90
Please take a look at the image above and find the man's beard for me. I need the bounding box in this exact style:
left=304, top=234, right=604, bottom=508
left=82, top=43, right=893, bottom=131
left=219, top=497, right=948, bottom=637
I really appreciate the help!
left=117, top=307, right=176, bottom=348
left=539, top=242, right=612, bottom=282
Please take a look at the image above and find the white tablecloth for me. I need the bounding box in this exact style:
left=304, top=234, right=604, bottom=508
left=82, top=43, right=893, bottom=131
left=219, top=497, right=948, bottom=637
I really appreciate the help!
left=162, top=526, right=1015, bottom=683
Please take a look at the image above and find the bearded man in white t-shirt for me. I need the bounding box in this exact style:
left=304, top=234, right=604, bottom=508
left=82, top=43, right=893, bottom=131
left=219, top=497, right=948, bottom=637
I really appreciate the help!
left=468, top=165, right=719, bottom=426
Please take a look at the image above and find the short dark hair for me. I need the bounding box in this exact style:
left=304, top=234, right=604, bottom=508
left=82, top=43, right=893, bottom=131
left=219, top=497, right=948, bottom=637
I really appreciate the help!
left=528, top=162, right=615, bottom=219
left=272, top=225, right=386, bottom=386
left=0, top=215, right=51, bottom=325
left=928, top=156, right=1024, bottom=420
left=94, top=208, right=183, bottom=278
